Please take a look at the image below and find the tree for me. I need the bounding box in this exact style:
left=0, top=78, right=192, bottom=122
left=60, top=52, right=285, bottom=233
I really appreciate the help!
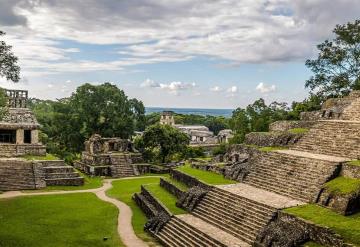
left=140, top=124, right=189, bottom=163
left=0, top=88, right=8, bottom=119
left=305, top=20, right=360, bottom=98
left=0, top=31, right=20, bottom=82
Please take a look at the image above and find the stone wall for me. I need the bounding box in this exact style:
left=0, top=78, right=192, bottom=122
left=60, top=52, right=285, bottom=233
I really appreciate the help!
left=255, top=212, right=350, bottom=247
left=159, top=177, right=186, bottom=199
left=269, top=120, right=315, bottom=132
left=170, top=169, right=211, bottom=189
left=244, top=131, right=303, bottom=147
left=341, top=164, right=360, bottom=179
left=0, top=144, right=46, bottom=157
left=317, top=188, right=360, bottom=215
left=0, top=159, right=46, bottom=191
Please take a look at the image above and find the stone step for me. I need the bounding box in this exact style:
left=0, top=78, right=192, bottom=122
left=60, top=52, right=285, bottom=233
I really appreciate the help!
left=194, top=204, right=263, bottom=236
left=45, top=177, right=84, bottom=186
left=200, top=196, right=271, bottom=224
left=191, top=210, right=255, bottom=244
left=45, top=172, right=80, bottom=179
left=43, top=166, right=75, bottom=173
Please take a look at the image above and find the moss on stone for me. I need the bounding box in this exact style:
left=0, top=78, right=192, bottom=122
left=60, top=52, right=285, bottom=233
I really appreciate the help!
left=288, top=128, right=309, bottom=134
left=22, top=153, right=59, bottom=161
left=323, top=177, right=360, bottom=195
left=284, top=204, right=360, bottom=246
left=348, top=160, right=360, bottom=166
left=258, top=146, right=288, bottom=152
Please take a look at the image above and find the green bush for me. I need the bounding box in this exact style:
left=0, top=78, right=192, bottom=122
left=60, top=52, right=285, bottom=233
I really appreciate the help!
left=212, top=143, right=228, bottom=156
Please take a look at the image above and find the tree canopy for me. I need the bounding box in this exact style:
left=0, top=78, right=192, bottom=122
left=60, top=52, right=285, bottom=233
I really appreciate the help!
left=305, top=19, right=360, bottom=98
left=29, top=83, right=145, bottom=159
left=136, top=124, right=189, bottom=163
left=0, top=31, right=20, bottom=83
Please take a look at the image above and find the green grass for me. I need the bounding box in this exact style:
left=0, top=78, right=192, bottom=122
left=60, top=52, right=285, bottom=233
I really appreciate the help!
left=193, top=157, right=212, bottom=162
left=107, top=176, right=167, bottom=245
left=288, top=128, right=309, bottom=134
left=258, top=146, right=288, bottom=152
left=22, top=153, right=59, bottom=161
left=177, top=164, right=237, bottom=185
left=0, top=193, right=123, bottom=247
left=348, top=160, right=360, bottom=166
left=162, top=177, right=189, bottom=191
left=323, top=177, right=360, bottom=195
left=144, top=184, right=186, bottom=215
left=302, top=241, right=323, bottom=247
left=284, top=204, right=360, bottom=246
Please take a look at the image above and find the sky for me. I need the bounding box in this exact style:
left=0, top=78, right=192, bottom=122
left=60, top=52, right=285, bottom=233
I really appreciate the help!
left=0, top=0, right=359, bottom=109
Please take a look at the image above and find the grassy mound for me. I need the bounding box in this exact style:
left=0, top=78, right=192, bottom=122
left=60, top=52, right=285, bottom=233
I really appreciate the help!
left=348, top=160, right=360, bottom=166
left=284, top=204, right=360, bottom=246
left=288, top=128, right=309, bottom=134
left=177, top=164, right=237, bottom=185
left=144, top=184, right=186, bottom=215
left=22, top=153, right=59, bottom=161
left=0, top=193, right=123, bottom=247
left=323, top=177, right=360, bottom=195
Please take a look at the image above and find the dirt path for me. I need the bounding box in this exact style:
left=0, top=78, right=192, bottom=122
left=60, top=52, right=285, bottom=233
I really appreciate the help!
left=0, top=177, right=150, bottom=247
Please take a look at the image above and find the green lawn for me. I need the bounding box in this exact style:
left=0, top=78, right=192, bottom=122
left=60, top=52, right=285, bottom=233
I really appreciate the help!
left=177, top=164, right=237, bottom=185
left=107, top=176, right=167, bottom=246
left=0, top=193, right=123, bottom=247
left=144, top=184, right=186, bottom=215
left=162, top=177, right=189, bottom=191
left=324, top=177, right=360, bottom=195
left=284, top=204, right=360, bottom=246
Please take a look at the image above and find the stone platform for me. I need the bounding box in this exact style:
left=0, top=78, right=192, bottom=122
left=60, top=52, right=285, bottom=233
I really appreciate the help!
left=216, top=183, right=305, bottom=209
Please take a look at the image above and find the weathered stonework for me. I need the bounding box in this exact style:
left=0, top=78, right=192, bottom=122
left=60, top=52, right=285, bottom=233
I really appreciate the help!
left=244, top=131, right=303, bottom=147
left=269, top=121, right=315, bottom=132
left=159, top=177, right=186, bottom=199
left=341, top=164, right=360, bottom=179
left=255, top=212, right=350, bottom=247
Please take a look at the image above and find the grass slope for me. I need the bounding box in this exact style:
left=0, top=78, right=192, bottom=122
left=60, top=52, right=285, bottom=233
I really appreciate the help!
left=177, top=164, right=237, bottom=185
left=285, top=204, right=360, bottom=246
left=22, top=153, right=59, bottom=161
left=144, top=183, right=186, bottom=215
left=0, top=193, right=123, bottom=247
left=324, top=177, right=360, bottom=195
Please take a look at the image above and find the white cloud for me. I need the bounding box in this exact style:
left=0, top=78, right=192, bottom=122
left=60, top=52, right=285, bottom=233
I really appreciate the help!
left=210, top=86, right=223, bottom=92
left=227, top=86, right=238, bottom=94
left=141, top=78, right=160, bottom=88
left=256, top=82, right=277, bottom=93
left=0, top=0, right=359, bottom=78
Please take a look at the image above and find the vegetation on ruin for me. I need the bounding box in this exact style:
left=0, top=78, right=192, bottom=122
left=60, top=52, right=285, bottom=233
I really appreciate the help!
left=162, top=177, right=189, bottom=191
left=323, top=177, right=360, bottom=195
left=107, top=176, right=168, bottom=245
left=348, top=160, right=360, bottom=166
left=22, top=153, right=59, bottom=161
left=302, top=241, right=324, bottom=247
left=288, top=128, right=309, bottom=134
left=177, top=164, right=237, bottom=185
left=144, top=184, right=186, bottom=215
left=305, top=20, right=360, bottom=98
left=0, top=193, right=123, bottom=247
left=284, top=204, right=360, bottom=246
left=258, top=146, right=288, bottom=152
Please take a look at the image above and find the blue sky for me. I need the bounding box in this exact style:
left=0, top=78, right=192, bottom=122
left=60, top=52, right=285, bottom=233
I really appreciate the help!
left=0, top=0, right=359, bottom=109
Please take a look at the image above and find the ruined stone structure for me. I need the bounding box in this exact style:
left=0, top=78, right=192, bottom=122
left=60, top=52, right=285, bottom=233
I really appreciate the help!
left=0, top=89, right=46, bottom=157
left=75, top=134, right=142, bottom=177
left=160, top=111, right=175, bottom=126
left=0, top=89, right=83, bottom=190
left=137, top=92, right=360, bottom=246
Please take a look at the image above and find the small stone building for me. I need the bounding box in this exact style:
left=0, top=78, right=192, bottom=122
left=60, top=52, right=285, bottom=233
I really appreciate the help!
left=0, top=89, right=45, bottom=157
left=160, top=111, right=175, bottom=126
left=75, top=134, right=142, bottom=177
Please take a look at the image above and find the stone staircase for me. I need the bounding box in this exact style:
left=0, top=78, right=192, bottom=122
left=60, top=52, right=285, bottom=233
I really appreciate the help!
left=43, top=160, right=84, bottom=186
left=291, top=120, right=360, bottom=159
left=191, top=187, right=276, bottom=245
left=242, top=151, right=341, bottom=202
left=341, top=92, right=360, bottom=121
left=155, top=216, right=231, bottom=247
left=109, top=154, right=135, bottom=177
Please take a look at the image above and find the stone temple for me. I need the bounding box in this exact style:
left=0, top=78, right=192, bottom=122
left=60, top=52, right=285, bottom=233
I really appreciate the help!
left=75, top=134, right=143, bottom=177
left=0, top=89, right=84, bottom=191
left=0, top=89, right=46, bottom=157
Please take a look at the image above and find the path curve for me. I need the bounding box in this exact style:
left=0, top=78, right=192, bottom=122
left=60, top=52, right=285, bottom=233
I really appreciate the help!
left=0, top=177, right=153, bottom=247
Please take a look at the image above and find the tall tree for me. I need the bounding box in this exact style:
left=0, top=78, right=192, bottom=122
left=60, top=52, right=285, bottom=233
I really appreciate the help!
left=0, top=31, right=20, bottom=82
left=305, top=19, right=360, bottom=98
